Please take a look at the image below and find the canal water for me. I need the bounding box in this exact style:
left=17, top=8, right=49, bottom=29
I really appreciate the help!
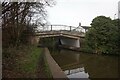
left=50, top=49, right=119, bottom=79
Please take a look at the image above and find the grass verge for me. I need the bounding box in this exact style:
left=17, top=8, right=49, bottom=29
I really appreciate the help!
left=17, top=45, right=42, bottom=78
left=3, top=45, right=42, bottom=78
left=43, top=55, right=53, bottom=78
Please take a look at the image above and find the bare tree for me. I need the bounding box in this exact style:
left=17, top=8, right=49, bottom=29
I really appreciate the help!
left=2, top=0, right=55, bottom=47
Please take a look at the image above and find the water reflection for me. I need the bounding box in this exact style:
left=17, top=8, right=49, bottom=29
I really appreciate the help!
left=51, top=49, right=119, bottom=78
left=65, top=67, right=89, bottom=78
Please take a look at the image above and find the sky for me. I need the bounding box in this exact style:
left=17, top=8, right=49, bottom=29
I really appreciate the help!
left=47, top=0, right=120, bottom=27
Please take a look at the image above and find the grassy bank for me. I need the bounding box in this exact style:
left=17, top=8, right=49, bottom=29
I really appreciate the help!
left=3, top=45, right=42, bottom=78
left=17, top=45, right=42, bottom=77
left=44, top=56, right=53, bottom=78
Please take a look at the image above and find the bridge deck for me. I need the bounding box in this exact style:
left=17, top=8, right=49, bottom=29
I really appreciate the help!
left=35, top=31, right=85, bottom=39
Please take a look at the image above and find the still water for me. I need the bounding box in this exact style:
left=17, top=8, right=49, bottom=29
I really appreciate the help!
left=51, top=49, right=119, bottom=79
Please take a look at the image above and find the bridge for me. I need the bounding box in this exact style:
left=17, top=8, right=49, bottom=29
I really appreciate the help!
left=32, top=24, right=90, bottom=48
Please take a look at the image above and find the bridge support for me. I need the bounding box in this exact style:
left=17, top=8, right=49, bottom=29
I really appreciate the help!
left=60, top=37, right=80, bottom=48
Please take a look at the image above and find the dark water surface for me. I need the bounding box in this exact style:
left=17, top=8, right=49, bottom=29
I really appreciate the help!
left=51, top=49, right=119, bottom=79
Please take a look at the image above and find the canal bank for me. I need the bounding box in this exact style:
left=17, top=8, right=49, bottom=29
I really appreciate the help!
left=2, top=45, right=46, bottom=78
left=43, top=47, right=69, bottom=79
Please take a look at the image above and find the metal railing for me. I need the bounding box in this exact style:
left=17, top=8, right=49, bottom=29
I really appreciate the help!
left=36, top=24, right=84, bottom=33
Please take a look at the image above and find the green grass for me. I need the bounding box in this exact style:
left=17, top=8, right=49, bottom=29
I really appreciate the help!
left=3, top=45, right=54, bottom=78
left=44, top=56, right=53, bottom=78
left=18, top=46, right=41, bottom=77
left=3, top=45, right=43, bottom=78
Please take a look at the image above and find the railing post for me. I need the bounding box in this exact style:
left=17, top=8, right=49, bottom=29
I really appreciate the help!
left=51, top=25, right=52, bottom=31
left=70, top=26, right=71, bottom=32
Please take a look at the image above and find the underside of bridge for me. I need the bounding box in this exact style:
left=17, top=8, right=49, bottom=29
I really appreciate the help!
left=33, top=31, right=84, bottom=48
left=60, top=37, right=80, bottom=48
left=34, top=35, right=81, bottom=48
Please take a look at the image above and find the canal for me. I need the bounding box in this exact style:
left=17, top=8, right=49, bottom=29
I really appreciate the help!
left=50, top=48, right=119, bottom=79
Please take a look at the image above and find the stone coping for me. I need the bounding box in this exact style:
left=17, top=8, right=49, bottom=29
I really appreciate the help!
left=44, top=48, right=69, bottom=79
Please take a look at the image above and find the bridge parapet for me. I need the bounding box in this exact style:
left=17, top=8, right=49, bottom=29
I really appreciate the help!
left=35, top=30, right=85, bottom=39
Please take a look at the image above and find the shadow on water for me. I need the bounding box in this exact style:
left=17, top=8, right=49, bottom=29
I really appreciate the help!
left=49, top=48, right=119, bottom=79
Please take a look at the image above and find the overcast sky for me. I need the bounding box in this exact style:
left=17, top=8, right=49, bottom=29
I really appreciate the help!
left=47, top=0, right=120, bottom=27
